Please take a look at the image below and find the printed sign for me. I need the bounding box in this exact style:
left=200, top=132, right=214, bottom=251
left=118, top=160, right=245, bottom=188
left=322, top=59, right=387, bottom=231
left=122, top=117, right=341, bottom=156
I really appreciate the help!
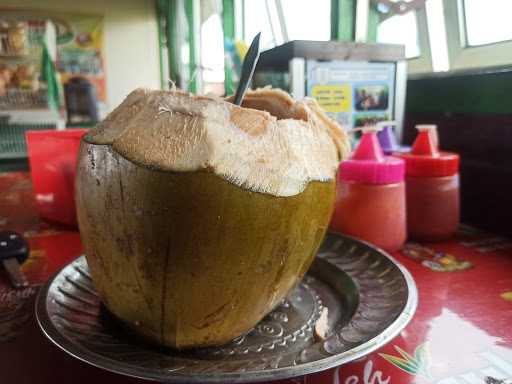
left=53, top=13, right=106, bottom=104
left=307, top=61, right=395, bottom=129
left=311, top=85, right=351, bottom=113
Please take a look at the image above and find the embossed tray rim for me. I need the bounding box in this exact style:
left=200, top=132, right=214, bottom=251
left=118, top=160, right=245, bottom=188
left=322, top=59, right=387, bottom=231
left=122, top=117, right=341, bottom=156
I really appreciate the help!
left=36, top=234, right=418, bottom=383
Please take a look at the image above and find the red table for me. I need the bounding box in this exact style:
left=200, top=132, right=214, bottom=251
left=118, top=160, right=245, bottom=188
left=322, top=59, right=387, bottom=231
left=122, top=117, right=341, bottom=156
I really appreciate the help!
left=1, top=171, right=512, bottom=384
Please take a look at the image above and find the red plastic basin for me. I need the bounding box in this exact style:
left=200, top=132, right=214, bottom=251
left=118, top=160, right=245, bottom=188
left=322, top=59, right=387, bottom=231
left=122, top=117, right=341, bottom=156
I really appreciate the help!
left=25, top=129, right=87, bottom=228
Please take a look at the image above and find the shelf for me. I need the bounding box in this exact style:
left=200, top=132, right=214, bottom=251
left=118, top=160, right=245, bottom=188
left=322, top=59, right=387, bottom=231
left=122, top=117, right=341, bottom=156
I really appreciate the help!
left=0, top=52, right=29, bottom=58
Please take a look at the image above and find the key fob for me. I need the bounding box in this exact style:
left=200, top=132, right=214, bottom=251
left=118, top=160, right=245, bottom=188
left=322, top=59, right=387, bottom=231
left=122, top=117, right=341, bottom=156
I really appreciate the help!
left=0, top=231, right=29, bottom=288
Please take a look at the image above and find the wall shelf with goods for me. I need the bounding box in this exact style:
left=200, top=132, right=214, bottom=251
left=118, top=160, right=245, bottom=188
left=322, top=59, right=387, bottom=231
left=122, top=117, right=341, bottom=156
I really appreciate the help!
left=0, top=18, right=64, bottom=161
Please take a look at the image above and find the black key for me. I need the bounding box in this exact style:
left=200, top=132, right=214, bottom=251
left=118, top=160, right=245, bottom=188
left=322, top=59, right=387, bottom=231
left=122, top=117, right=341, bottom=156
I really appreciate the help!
left=0, top=231, right=29, bottom=288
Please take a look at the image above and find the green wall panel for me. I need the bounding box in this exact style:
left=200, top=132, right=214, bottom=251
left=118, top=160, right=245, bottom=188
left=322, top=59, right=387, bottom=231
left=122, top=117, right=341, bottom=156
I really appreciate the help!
left=407, top=70, right=512, bottom=115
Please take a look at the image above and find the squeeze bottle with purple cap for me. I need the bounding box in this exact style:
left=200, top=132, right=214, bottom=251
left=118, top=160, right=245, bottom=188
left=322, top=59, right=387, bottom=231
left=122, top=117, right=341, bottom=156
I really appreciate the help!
left=376, top=121, right=411, bottom=155
left=330, top=126, right=406, bottom=252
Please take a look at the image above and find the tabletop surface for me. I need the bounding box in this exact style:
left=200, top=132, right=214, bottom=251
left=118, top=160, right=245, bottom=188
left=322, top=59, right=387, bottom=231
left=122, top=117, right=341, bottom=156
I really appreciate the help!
left=0, top=171, right=511, bottom=384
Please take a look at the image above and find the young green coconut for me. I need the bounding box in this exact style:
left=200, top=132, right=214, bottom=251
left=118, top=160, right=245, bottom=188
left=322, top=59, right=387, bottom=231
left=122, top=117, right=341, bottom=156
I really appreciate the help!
left=76, top=87, right=350, bottom=349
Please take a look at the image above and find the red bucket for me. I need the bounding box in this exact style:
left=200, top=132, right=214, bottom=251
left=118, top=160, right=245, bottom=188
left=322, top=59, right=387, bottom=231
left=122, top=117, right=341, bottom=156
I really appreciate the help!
left=25, top=129, right=88, bottom=228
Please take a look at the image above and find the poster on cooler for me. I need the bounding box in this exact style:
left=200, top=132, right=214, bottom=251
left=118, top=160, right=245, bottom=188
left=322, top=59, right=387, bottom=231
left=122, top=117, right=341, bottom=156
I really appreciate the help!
left=306, top=60, right=396, bottom=130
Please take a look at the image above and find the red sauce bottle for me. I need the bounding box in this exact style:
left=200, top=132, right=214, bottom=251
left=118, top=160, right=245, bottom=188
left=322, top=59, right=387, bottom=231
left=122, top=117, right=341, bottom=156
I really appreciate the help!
left=398, top=125, right=460, bottom=241
left=330, top=127, right=406, bottom=252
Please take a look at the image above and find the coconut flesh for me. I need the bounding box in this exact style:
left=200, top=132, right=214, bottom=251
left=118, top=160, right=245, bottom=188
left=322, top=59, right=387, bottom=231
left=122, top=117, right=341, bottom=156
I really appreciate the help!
left=76, top=88, right=349, bottom=348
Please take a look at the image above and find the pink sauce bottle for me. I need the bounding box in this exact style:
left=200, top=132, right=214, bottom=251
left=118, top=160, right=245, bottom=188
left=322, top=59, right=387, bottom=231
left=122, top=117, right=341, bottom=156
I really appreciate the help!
left=398, top=125, right=460, bottom=241
left=330, top=126, right=406, bottom=252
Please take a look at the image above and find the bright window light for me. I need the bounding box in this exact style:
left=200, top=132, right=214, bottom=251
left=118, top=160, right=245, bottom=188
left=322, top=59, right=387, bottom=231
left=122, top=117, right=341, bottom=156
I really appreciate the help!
left=244, top=0, right=330, bottom=49
left=244, top=0, right=276, bottom=49
left=464, top=0, right=512, bottom=46
left=377, top=12, right=420, bottom=59
left=280, top=0, right=330, bottom=41
left=425, top=0, right=449, bottom=72
left=200, top=14, right=224, bottom=83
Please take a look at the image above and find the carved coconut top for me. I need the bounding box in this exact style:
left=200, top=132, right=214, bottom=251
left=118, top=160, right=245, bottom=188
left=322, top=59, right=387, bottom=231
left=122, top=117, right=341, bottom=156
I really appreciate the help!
left=85, top=88, right=350, bottom=197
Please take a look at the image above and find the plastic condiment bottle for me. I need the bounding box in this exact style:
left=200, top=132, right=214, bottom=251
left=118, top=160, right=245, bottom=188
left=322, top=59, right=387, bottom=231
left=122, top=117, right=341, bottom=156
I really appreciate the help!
left=330, top=126, right=406, bottom=252
left=376, top=121, right=411, bottom=155
left=398, top=125, right=460, bottom=241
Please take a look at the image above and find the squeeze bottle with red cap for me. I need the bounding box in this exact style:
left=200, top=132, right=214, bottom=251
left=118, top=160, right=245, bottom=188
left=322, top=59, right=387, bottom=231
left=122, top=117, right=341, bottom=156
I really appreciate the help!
left=398, top=125, right=460, bottom=241
left=330, top=126, right=406, bottom=252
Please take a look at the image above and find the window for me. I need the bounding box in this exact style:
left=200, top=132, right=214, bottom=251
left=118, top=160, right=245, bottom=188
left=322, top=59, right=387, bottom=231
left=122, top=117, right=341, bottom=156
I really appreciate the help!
left=463, top=0, right=512, bottom=46
left=377, top=12, right=420, bottom=59
left=425, top=0, right=449, bottom=72
left=244, top=0, right=330, bottom=50
left=444, top=0, right=512, bottom=71
left=244, top=0, right=280, bottom=50
left=200, top=13, right=225, bottom=94
left=280, top=0, right=330, bottom=41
